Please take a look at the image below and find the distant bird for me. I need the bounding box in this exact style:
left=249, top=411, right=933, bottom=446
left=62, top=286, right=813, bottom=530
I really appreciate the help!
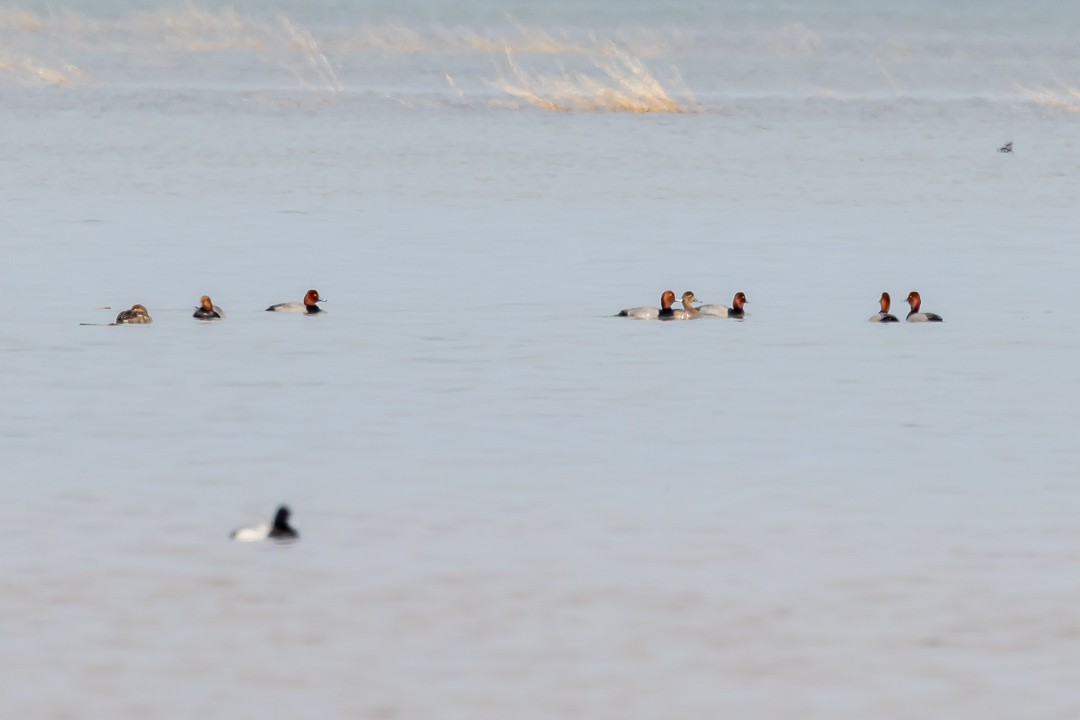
left=905, top=291, right=943, bottom=322
left=668, top=291, right=700, bottom=320
left=193, top=295, right=225, bottom=320
left=698, top=292, right=748, bottom=318
left=267, top=289, right=324, bottom=314
left=230, top=505, right=299, bottom=542
left=869, top=292, right=899, bottom=323
left=617, top=290, right=677, bottom=320
left=113, top=304, right=153, bottom=324
left=998, top=141, right=1013, bottom=153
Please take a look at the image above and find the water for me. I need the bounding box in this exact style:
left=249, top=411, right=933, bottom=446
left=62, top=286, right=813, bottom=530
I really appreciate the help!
left=3, top=2, right=1080, bottom=718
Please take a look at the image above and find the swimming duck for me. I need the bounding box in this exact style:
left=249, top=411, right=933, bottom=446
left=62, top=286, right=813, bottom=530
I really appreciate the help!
left=267, top=289, right=324, bottom=314
left=113, top=304, right=152, bottom=324
left=905, top=291, right=943, bottom=322
left=667, top=291, right=700, bottom=320
left=193, top=295, right=224, bottom=320
left=869, top=292, right=899, bottom=322
left=618, top=290, right=677, bottom=320
left=698, top=292, right=747, bottom=318
left=230, top=505, right=299, bottom=542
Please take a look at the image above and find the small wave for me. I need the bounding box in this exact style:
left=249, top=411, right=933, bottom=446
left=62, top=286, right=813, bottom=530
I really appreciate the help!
left=491, top=44, right=698, bottom=113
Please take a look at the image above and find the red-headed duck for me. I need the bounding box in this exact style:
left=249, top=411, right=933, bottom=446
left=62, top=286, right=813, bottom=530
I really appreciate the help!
left=113, top=304, right=152, bottom=324
left=618, top=290, right=677, bottom=320
left=230, top=505, right=298, bottom=542
left=267, top=289, right=324, bottom=314
left=905, top=291, right=943, bottom=322
left=193, top=295, right=224, bottom=320
left=699, top=292, right=747, bottom=318
left=869, top=292, right=899, bottom=322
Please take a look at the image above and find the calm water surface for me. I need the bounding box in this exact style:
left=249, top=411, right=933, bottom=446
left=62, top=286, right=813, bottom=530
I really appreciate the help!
left=3, top=2, right=1080, bottom=718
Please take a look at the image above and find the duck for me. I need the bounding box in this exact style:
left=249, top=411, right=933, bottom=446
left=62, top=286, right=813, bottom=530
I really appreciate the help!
left=230, top=505, right=299, bottom=542
left=193, top=295, right=224, bottom=320
left=667, top=291, right=700, bottom=320
left=113, top=304, right=153, bottom=324
left=267, top=289, right=324, bottom=314
left=698, top=292, right=747, bottom=318
left=869, top=292, right=899, bottom=322
left=905, top=291, right=943, bottom=322
left=617, top=290, right=677, bottom=320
